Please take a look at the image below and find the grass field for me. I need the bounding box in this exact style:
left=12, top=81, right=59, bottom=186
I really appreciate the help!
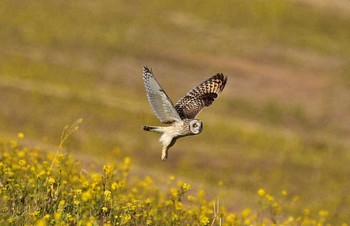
left=1, top=0, right=350, bottom=224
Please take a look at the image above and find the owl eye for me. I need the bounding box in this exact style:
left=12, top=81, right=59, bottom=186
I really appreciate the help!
left=192, top=123, right=198, bottom=128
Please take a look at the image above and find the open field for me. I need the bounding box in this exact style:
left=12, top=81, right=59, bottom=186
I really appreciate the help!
left=1, top=0, right=350, bottom=224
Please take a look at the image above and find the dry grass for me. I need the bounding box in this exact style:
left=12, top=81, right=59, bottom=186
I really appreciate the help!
left=1, top=0, right=350, bottom=224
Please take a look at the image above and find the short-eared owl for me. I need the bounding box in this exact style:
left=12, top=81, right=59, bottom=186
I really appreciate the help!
left=142, top=66, right=227, bottom=160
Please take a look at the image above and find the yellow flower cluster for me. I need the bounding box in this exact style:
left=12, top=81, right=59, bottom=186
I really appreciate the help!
left=0, top=135, right=343, bottom=225
left=254, top=188, right=337, bottom=226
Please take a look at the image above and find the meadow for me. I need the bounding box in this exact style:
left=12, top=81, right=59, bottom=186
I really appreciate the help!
left=0, top=127, right=334, bottom=225
left=1, top=0, right=350, bottom=225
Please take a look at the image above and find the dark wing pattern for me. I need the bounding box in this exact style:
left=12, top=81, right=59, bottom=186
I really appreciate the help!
left=174, top=73, right=227, bottom=119
left=143, top=66, right=182, bottom=124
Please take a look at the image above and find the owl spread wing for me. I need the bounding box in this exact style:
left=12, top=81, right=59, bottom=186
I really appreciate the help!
left=175, top=73, right=227, bottom=119
left=143, top=66, right=182, bottom=124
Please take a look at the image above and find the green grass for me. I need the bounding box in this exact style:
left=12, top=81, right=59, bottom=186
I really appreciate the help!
left=1, top=0, right=350, bottom=224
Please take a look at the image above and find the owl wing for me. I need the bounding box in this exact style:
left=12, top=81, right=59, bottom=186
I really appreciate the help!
left=175, top=73, right=227, bottom=119
left=143, top=66, right=182, bottom=124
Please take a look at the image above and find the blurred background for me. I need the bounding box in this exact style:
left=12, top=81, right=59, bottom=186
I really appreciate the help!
left=1, top=0, right=350, bottom=223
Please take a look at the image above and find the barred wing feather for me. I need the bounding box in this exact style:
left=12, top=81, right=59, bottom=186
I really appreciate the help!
left=175, top=73, right=227, bottom=119
left=143, top=67, right=182, bottom=124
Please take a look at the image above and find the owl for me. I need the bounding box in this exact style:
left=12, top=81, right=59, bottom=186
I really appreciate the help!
left=142, top=66, right=227, bottom=160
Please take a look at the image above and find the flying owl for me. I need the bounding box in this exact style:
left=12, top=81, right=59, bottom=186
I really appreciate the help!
left=142, top=66, right=227, bottom=160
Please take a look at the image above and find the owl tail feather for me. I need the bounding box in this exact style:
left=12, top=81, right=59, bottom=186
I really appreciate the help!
left=142, top=125, right=163, bottom=133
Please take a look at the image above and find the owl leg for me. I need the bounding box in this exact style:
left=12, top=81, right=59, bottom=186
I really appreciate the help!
left=161, top=146, right=169, bottom=161
left=160, top=136, right=177, bottom=161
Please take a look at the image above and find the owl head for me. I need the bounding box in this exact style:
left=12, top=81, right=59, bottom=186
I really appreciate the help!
left=189, top=119, right=203, bottom=135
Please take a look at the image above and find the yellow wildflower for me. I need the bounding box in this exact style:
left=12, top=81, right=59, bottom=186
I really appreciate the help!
left=145, top=176, right=153, bottom=185
left=19, top=160, right=26, bottom=166
left=182, top=183, right=191, bottom=192
left=91, top=173, right=102, bottom=182
left=103, top=164, right=114, bottom=176
left=244, top=219, right=251, bottom=225
left=75, top=189, right=82, bottom=195
left=82, top=191, right=92, bottom=202
left=124, top=157, right=131, bottom=165
left=285, top=216, right=294, bottom=223
left=241, top=208, right=251, bottom=218
left=67, top=214, right=74, bottom=222
left=257, top=188, right=266, bottom=197
left=111, top=182, right=119, bottom=190
left=48, top=177, right=55, bottom=185
left=319, top=209, right=329, bottom=218
left=104, top=190, right=111, bottom=201
left=265, top=194, right=274, bottom=202
left=58, top=200, right=65, bottom=210
left=226, top=213, right=236, bottom=223
left=171, top=188, right=178, bottom=198
left=54, top=212, right=62, bottom=221
left=120, top=157, right=131, bottom=171
left=17, top=133, right=24, bottom=139
left=37, top=170, right=46, bottom=178
left=121, top=214, right=131, bottom=224
left=281, top=190, right=288, bottom=196
left=165, top=200, right=173, bottom=207
left=82, top=181, right=89, bottom=188
left=200, top=215, right=209, bottom=225
left=145, top=198, right=152, bottom=205
left=171, top=213, right=179, bottom=221
left=175, top=202, right=183, bottom=210
left=17, top=151, right=25, bottom=158
left=187, top=195, right=195, bottom=202
left=35, top=219, right=46, bottom=226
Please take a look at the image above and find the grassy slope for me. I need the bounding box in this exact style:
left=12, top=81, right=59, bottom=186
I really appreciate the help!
left=1, top=0, right=350, bottom=224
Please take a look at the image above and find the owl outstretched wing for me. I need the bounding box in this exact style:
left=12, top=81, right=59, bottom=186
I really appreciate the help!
left=143, top=66, right=182, bottom=124
left=175, top=73, right=227, bottom=119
